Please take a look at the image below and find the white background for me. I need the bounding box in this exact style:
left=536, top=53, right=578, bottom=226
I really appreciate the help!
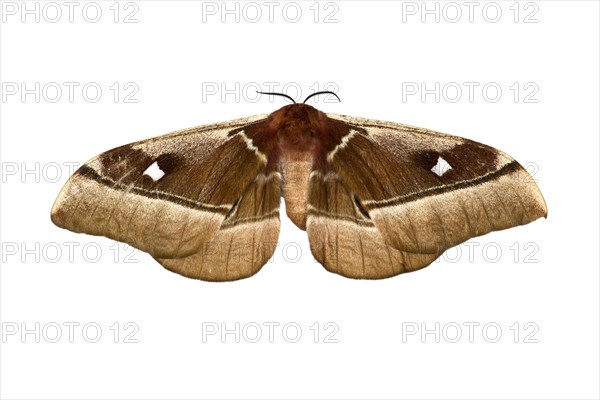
left=1, top=1, right=599, bottom=399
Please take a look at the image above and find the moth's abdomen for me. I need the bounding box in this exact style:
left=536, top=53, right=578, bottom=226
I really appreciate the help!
left=281, top=151, right=313, bottom=230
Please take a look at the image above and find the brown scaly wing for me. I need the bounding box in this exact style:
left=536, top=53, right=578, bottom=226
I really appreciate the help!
left=306, top=169, right=441, bottom=279
left=324, top=113, right=547, bottom=256
left=157, top=171, right=281, bottom=281
left=51, top=115, right=270, bottom=264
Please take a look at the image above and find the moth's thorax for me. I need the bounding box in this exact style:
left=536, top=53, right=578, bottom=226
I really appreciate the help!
left=268, top=103, right=326, bottom=153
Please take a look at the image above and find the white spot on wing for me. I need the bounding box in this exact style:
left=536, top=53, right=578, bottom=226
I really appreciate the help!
left=431, top=156, right=452, bottom=177
left=143, top=161, right=165, bottom=181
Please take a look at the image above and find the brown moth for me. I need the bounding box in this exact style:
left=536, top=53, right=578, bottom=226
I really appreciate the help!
left=51, top=91, right=547, bottom=281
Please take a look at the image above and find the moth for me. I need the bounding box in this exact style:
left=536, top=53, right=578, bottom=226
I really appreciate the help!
left=51, top=91, right=547, bottom=281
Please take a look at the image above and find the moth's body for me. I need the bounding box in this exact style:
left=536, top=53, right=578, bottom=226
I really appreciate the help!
left=52, top=101, right=547, bottom=281
left=266, top=104, right=331, bottom=229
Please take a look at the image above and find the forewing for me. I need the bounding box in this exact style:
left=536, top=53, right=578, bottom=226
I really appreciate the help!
left=325, top=113, right=547, bottom=254
left=51, top=115, right=269, bottom=259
